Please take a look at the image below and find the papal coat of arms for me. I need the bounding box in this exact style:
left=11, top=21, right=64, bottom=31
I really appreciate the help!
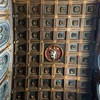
left=45, top=45, right=63, bottom=62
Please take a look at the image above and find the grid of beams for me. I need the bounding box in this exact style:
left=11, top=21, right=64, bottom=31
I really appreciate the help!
left=13, top=0, right=99, bottom=100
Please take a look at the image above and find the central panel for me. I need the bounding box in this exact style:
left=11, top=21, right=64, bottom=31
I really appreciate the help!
left=13, top=0, right=98, bottom=100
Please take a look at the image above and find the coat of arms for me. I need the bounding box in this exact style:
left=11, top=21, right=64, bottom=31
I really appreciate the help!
left=45, top=45, right=63, bottom=62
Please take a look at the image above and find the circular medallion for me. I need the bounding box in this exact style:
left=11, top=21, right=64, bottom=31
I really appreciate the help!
left=74, top=6, right=80, bottom=12
left=32, top=6, right=38, bottom=13
left=18, top=6, right=25, bottom=12
left=46, top=7, right=51, bottom=13
left=60, top=7, right=66, bottom=13
left=45, top=45, right=63, bottom=62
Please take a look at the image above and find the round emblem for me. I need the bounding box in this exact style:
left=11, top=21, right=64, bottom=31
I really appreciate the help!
left=45, top=45, right=63, bottom=62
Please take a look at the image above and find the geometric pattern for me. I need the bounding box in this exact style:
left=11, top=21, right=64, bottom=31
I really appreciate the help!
left=12, top=0, right=99, bottom=100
